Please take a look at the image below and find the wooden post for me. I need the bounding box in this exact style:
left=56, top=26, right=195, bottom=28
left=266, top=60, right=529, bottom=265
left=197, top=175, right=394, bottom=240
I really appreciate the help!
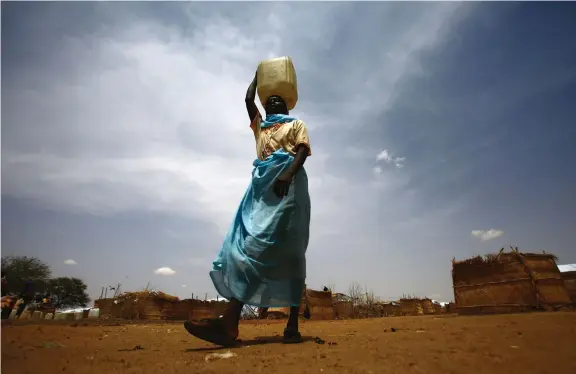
left=113, top=283, right=121, bottom=298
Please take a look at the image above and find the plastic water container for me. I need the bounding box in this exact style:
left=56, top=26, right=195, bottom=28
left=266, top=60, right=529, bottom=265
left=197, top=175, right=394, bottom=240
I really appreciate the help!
left=257, top=56, right=298, bottom=110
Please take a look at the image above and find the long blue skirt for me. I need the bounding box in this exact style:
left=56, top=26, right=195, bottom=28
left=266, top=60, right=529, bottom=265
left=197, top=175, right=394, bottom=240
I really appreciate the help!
left=210, top=150, right=310, bottom=307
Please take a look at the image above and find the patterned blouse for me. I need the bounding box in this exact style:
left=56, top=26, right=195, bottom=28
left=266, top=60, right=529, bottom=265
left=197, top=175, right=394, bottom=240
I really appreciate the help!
left=250, top=115, right=312, bottom=161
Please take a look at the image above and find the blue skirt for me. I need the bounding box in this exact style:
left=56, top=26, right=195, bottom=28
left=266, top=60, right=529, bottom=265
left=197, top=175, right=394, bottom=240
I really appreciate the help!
left=210, top=150, right=310, bottom=307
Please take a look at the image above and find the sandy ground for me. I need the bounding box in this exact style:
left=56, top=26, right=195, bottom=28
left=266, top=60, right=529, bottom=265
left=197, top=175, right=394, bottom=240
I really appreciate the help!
left=2, top=312, right=576, bottom=374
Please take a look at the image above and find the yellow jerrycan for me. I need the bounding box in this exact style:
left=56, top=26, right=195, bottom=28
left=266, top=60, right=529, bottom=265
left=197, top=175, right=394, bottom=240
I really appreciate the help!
left=257, top=56, right=298, bottom=110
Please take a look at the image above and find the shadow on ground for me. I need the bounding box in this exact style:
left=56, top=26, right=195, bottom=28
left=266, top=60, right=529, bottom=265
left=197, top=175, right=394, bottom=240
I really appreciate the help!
left=184, top=335, right=317, bottom=352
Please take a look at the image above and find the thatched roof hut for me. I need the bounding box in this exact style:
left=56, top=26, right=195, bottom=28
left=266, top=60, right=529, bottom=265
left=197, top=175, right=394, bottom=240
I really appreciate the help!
left=94, top=291, right=181, bottom=320
left=381, top=302, right=402, bottom=317
left=332, top=293, right=351, bottom=303
left=250, top=289, right=336, bottom=320
left=420, top=298, right=437, bottom=314
left=452, top=248, right=571, bottom=314
left=93, top=291, right=229, bottom=321
left=329, top=293, right=352, bottom=319
left=333, top=301, right=354, bottom=319
left=304, top=289, right=334, bottom=320
left=399, top=298, right=424, bottom=316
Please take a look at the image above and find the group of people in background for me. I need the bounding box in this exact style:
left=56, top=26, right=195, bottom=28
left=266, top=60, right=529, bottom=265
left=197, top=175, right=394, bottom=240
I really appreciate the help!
left=1, top=276, right=53, bottom=320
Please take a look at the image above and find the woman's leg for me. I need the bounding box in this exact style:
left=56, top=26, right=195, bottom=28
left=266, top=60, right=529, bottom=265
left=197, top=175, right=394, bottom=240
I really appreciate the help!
left=283, top=305, right=303, bottom=343
left=286, top=306, right=299, bottom=330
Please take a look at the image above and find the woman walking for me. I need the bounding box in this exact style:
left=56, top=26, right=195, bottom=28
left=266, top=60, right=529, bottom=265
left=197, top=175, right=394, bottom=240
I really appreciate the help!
left=184, top=72, right=312, bottom=346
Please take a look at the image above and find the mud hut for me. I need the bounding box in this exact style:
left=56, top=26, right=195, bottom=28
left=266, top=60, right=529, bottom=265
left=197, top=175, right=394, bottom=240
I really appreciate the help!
left=381, top=302, right=402, bottom=317
left=304, top=289, right=334, bottom=320
left=93, top=298, right=117, bottom=319
left=246, top=289, right=335, bottom=320
left=420, top=298, right=437, bottom=314
left=333, top=302, right=354, bottom=319
left=399, top=298, right=424, bottom=316
left=331, top=293, right=354, bottom=319
left=452, top=248, right=571, bottom=315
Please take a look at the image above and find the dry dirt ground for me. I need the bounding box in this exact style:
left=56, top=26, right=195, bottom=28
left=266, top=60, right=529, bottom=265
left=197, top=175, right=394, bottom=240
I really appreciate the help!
left=2, top=312, right=576, bottom=374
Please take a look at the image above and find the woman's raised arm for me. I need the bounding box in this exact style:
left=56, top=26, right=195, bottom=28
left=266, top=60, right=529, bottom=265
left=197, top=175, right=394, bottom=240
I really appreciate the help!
left=245, top=72, right=258, bottom=121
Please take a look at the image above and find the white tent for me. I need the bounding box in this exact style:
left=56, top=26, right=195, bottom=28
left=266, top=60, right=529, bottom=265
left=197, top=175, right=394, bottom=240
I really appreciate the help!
left=558, top=264, right=576, bottom=273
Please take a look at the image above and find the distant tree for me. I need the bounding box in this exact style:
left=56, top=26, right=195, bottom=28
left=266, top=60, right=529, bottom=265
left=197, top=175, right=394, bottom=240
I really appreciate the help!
left=46, top=277, right=90, bottom=309
left=1, top=256, right=51, bottom=296
left=348, top=281, right=364, bottom=317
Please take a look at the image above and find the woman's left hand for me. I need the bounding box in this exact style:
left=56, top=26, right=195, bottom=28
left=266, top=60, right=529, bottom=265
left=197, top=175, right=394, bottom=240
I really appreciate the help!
left=273, top=171, right=294, bottom=198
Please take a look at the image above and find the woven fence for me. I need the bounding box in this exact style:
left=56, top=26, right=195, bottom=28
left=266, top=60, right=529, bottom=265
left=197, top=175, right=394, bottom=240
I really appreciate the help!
left=304, top=289, right=334, bottom=320
left=561, top=271, right=576, bottom=305
left=94, top=291, right=229, bottom=321
left=452, top=249, right=571, bottom=314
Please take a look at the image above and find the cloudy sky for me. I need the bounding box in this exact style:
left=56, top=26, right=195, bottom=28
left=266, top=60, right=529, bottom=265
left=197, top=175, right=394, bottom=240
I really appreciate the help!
left=2, top=2, right=575, bottom=303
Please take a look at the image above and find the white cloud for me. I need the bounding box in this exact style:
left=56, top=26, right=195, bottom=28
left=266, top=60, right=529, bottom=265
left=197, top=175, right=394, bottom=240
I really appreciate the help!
left=376, top=149, right=406, bottom=169
left=373, top=166, right=383, bottom=175
left=64, top=259, right=77, bottom=265
left=181, top=284, right=187, bottom=288
left=154, top=267, right=176, bottom=276
left=376, top=150, right=392, bottom=162
left=471, top=229, right=504, bottom=241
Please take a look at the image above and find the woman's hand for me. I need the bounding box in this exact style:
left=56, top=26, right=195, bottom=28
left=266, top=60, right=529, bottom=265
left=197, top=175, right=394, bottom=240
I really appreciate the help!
left=272, top=170, right=294, bottom=198
left=272, top=145, right=309, bottom=198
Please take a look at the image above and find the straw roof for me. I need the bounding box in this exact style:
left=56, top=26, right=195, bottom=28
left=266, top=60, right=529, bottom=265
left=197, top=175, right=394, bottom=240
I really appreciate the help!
left=117, top=290, right=179, bottom=302
left=452, top=247, right=558, bottom=267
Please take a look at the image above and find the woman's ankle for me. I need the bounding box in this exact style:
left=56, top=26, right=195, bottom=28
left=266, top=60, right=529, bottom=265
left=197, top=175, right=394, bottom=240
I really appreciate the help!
left=218, top=315, right=238, bottom=338
left=286, top=319, right=298, bottom=331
